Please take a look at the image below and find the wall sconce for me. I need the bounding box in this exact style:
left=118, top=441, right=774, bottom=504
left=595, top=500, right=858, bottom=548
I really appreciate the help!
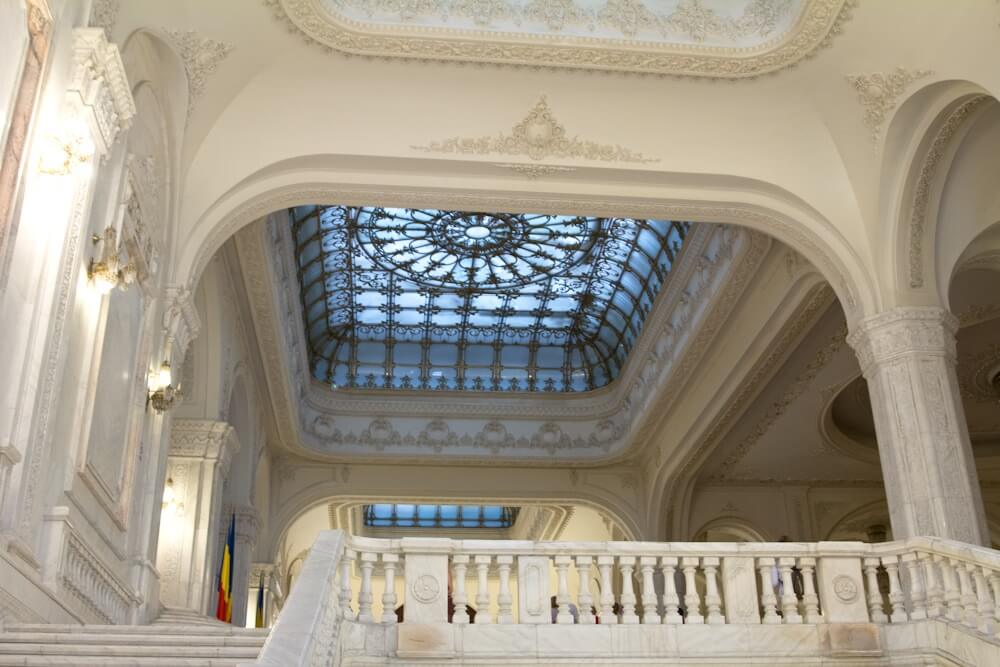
left=37, top=118, right=96, bottom=175
left=87, top=226, right=135, bottom=294
left=161, top=477, right=184, bottom=515
left=148, top=360, right=181, bottom=413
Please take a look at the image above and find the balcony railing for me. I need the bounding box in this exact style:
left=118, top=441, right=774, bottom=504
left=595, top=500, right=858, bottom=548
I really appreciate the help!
left=246, top=532, right=1000, bottom=665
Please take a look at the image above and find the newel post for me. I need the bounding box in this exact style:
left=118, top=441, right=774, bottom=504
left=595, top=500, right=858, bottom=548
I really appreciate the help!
left=397, top=537, right=454, bottom=659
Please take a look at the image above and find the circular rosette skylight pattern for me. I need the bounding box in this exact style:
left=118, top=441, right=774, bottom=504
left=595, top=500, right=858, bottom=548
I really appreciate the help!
left=354, top=208, right=597, bottom=289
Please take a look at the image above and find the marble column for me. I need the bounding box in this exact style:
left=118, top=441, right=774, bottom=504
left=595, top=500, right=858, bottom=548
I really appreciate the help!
left=155, top=419, right=239, bottom=614
left=848, top=307, right=988, bottom=545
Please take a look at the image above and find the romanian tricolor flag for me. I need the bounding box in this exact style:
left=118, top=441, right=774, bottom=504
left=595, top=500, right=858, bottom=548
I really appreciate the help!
left=255, top=571, right=266, bottom=628
left=215, top=513, right=235, bottom=622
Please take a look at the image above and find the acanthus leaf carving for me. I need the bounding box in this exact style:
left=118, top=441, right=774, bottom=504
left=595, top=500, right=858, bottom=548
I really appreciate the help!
left=163, top=29, right=234, bottom=116
left=412, top=96, right=658, bottom=163
left=846, top=67, right=932, bottom=145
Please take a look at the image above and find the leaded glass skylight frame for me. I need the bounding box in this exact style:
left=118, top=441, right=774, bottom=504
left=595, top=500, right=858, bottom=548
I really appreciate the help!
left=363, top=504, right=519, bottom=529
left=292, top=206, right=689, bottom=393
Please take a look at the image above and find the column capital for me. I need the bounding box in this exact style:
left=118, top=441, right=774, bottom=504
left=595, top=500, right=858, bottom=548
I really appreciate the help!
left=169, top=420, right=240, bottom=478
left=847, top=306, right=958, bottom=373
left=69, top=28, right=136, bottom=155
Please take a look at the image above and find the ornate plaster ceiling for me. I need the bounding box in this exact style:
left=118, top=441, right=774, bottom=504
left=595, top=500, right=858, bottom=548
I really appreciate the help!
left=266, top=0, right=854, bottom=77
left=234, top=211, right=773, bottom=463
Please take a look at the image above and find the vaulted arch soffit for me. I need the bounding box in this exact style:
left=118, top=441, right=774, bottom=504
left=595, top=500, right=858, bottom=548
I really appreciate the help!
left=880, top=79, right=1000, bottom=310
left=171, top=166, right=877, bottom=331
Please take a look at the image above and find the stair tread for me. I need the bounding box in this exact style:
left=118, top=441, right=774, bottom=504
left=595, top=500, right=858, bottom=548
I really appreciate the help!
left=0, top=644, right=261, bottom=658
left=0, top=658, right=248, bottom=666
left=0, top=633, right=265, bottom=647
left=6, top=624, right=267, bottom=637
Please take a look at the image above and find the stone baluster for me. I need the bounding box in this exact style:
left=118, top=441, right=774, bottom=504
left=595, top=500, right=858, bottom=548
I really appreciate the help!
left=862, top=557, right=887, bottom=623
left=882, top=556, right=908, bottom=623
left=919, top=551, right=943, bottom=619
left=989, top=572, right=1000, bottom=627
left=777, top=558, right=802, bottom=623
left=702, top=557, right=724, bottom=625
left=474, top=555, right=492, bottom=624
left=554, top=556, right=574, bottom=624
left=452, top=555, right=470, bottom=624
left=358, top=552, right=376, bottom=623
left=340, top=549, right=356, bottom=620
left=660, top=557, right=683, bottom=624
left=576, top=556, right=595, bottom=624
left=798, top=557, right=822, bottom=624
left=937, top=555, right=964, bottom=622
left=619, top=556, right=640, bottom=624
left=758, top=558, right=780, bottom=625
left=639, top=557, right=660, bottom=624
left=901, top=552, right=927, bottom=620
left=497, top=555, right=514, bottom=624
left=381, top=553, right=399, bottom=624
left=972, top=565, right=996, bottom=635
left=955, top=559, right=979, bottom=629
left=681, top=557, right=703, bottom=624
left=597, top=556, right=616, bottom=624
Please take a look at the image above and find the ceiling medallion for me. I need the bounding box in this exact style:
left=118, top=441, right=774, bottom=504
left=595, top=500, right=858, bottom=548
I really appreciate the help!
left=412, top=96, right=657, bottom=163
left=356, top=208, right=597, bottom=289
left=266, top=0, right=855, bottom=78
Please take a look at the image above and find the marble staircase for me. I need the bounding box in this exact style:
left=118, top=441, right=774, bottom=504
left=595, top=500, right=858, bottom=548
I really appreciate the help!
left=0, top=623, right=268, bottom=666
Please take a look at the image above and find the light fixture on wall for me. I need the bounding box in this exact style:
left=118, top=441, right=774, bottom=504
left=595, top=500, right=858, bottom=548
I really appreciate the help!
left=161, top=477, right=183, bottom=515
left=148, top=360, right=181, bottom=413
left=37, top=118, right=96, bottom=175
left=87, top=226, right=136, bottom=294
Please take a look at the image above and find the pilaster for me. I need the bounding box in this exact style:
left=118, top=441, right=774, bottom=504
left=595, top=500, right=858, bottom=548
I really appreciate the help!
left=847, top=306, right=988, bottom=545
left=155, top=419, right=239, bottom=615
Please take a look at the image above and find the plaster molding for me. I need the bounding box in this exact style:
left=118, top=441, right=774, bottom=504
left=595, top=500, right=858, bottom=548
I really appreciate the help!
left=846, top=67, right=932, bottom=145
left=69, top=28, right=136, bottom=156
left=905, top=95, right=991, bottom=288
left=846, top=306, right=959, bottom=375
left=711, top=321, right=848, bottom=480
left=957, top=343, right=1000, bottom=404
left=88, top=0, right=120, bottom=41
left=163, top=29, right=234, bottom=115
left=412, top=96, right=658, bottom=163
left=493, top=163, right=578, bottom=179
left=162, top=285, right=201, bottom=368
left=266, top=0, right=855, bottom=78
left=239, top=214, right=769, bottom=463
left=169, top=419, right=239, bottom=463
left=956, top=303, right=1000, bottom=328
left=670, top=282, right=836, bottom=487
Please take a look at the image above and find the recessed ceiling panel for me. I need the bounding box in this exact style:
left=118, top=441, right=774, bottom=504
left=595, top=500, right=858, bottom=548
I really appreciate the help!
left=292, top=206, right=689, bottom=393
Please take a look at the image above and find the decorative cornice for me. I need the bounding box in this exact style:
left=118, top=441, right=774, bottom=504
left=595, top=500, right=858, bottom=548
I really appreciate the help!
left=413, top=97, right=657, bottom=163
left=712, top=320, right=848, bottom=480
left=846, top=67, right=932, bottom=145
left=88, top=0, right=119, bottom=41
left=846, top=306, right=959, bottom=374
left=68, top=28, right=136, bottom=155
left=162, top=285, right=201, bottom=367
left=266, top=0, right=854, bottom=78
left=906, top=95, right=991, bottom=288
left=169, top=419, right=239, bottom=461
left=673, top=282, right=836, bottom=483
left=163, top=29, right=234, bottom=115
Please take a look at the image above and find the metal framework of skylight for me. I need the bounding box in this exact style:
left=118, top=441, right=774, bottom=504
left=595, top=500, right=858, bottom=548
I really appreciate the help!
left=362, top=504, right=519, bottom=529
left=292, top=206, right=689, bottom=393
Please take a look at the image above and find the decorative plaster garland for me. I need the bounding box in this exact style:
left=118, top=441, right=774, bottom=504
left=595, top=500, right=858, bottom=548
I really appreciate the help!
left=163, top=29, right=234, bottom=115
left=846, top=68, right=932, bottom=145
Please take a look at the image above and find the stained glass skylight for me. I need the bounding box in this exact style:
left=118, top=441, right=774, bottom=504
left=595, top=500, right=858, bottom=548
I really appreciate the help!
left=292, top=206, right=689, bottom=393
left=363, top=504, right=518, bottom=529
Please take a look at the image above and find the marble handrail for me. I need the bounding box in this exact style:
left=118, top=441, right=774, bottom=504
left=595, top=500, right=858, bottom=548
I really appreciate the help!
left=247, top=533, right=1000, bottom=666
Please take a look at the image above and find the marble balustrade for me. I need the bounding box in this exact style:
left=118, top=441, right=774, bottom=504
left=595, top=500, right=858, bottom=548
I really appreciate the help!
left=249, top=532, right=1000, bottom=665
